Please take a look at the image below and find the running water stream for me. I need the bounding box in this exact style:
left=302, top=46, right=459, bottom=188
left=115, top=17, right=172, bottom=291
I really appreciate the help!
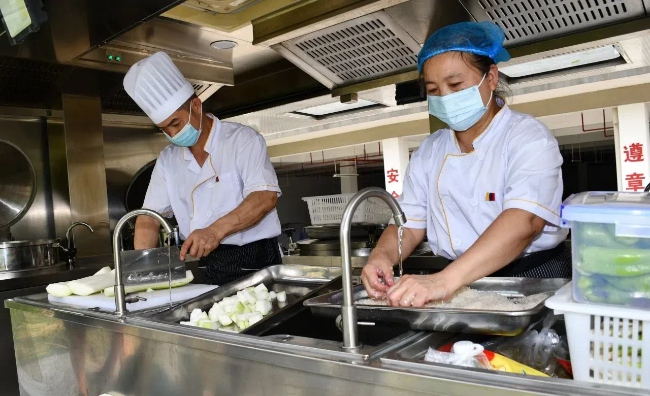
left=397, top=225, right=404, bottom=278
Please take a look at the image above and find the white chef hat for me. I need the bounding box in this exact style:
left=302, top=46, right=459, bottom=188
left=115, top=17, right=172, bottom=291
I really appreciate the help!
left=123, top=52, right=195, bottom=124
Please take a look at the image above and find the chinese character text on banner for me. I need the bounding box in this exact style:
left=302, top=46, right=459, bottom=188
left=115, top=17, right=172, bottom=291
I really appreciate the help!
left=617, top=104, right=650, bottom=192
left=382, top=138, right=410, bottom=199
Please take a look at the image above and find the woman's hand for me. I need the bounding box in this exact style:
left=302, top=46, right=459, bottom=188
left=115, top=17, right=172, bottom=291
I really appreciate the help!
left=361, top=256, right=395, bottom=299
left=386, top=273, right=460, bottom=307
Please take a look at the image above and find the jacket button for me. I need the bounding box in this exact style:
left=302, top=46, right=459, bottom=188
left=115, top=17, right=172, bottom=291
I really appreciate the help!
left=206, top=211, right=213, bottom=217
left=470, top=198, right=478, bottom=207
left=442, top=195, right=452, bottom=205
left=453, top=238, right=462, bottom=248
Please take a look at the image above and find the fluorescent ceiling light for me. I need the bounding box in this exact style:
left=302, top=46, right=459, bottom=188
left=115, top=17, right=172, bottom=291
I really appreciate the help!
left=294, top=99, right=379, bottom=117
left=0, top=0, right=31, bottom=38
left=500, top=45, right=621, bottom=78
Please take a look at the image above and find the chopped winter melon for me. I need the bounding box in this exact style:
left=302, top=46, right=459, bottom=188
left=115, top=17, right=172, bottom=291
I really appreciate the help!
left=276, top=291, right=287, bottom=302
left=218, top=314, right=233, bottom=327
left=146, top=288, right=154, bottom=293
left=256, top=290, right=269, bottom=301
left=242, top=289, right=257, bottom=304
left=180, top=321, right=196, bottom=326
left=220, top=325, right=240, bottom=333
left=208, top=304, right=224, bottom=321
left=254, top=283, right=268, bottom=293
left=249, top=313, right=263, bottom=326
left=234, top=302, right=246, bottom=314
left=269, top=291, right=277, bottom=301
left=236, top=320, right=249, bottom=330
left=197, top=319, right=218, bottom=329
left=190, top=308, right=208, bottom=323
left=255, top=300, right=272, bottom=315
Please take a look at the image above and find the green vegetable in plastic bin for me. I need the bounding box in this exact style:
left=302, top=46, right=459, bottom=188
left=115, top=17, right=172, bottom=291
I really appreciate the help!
left=577, top=276, right=633, bottom=305
left=579, top=247, right=650, bottom=277
left=574, top=223, right=639, bottom=248
left=602, top=273, right=650, bottom=293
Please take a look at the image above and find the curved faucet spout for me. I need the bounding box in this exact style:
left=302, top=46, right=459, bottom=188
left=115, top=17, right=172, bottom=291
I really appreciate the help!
left=340, top=187, right=405, bottom=349
left=113, top=209, right=173, bottom=315
left=61, top=222, right=94, bottom=269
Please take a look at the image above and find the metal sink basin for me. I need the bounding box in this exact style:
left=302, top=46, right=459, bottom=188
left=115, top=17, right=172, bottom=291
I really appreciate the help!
left=245, top=276, right=418, bottom=354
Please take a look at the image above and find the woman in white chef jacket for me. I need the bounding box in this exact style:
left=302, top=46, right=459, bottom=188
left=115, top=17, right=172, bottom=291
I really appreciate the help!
left=361, top=21, right=570, bottom=307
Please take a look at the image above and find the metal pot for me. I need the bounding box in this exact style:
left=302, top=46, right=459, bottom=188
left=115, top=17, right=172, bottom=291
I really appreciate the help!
left=0, top=239, right=62, bottom=272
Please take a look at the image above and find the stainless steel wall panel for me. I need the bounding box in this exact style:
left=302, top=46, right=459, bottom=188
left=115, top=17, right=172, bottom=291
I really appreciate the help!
left=62, top=95, right=111, bottom=257
left=0, top=118, right=54, bottom=241
left=103, top=125, right=168, bottom=231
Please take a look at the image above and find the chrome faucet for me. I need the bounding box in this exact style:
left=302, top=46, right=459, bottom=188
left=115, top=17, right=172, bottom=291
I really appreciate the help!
left=339, top=187, right=406, bottom=349
left=60, top=222, right=94, bottom=269
left=113, top=209, right=173, bottom=316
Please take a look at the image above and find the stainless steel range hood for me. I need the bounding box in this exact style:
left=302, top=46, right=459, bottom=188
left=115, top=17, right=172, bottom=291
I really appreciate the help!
left=0, top=0, right=233, bottom=104
left=265, top=0, right=470, bottom=90
left=258, top=0, right=650, bottom=92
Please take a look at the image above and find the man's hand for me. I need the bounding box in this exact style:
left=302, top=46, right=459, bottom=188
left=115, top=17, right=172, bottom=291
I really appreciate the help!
left=360, top=256, right=395, bottom=299
left=180, top=226, right=223, bottom=260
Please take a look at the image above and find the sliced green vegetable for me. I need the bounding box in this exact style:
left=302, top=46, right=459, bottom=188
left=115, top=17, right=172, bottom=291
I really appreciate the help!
left=46, top=282, right=72, bottom=297
left=579, top=247, right=650, bottom=277
left=93, top=266, right=112, bottom=276
left=68, top=272, right=116, bottom=296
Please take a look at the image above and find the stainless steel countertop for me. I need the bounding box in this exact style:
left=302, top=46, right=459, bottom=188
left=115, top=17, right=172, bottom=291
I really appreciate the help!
left=5, top=284, right=640, bottom=396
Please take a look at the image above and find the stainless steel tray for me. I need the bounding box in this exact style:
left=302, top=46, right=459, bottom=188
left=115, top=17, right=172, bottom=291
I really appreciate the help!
left=142, top=265, right=341, bottom=331
left=303, top=278, right=569, bottom=336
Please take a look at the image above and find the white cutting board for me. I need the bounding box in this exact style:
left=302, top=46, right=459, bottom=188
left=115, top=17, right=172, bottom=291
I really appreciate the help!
left=48, top=284, right=217, bottom=312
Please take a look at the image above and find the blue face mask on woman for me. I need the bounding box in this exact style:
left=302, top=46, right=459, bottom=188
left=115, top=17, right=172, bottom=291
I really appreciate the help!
left=427, top=74, right=492, bottom=132
left=166, top=104, right=202, bottom=147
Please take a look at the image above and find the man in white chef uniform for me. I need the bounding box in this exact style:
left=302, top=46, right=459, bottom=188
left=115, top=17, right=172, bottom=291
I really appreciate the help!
left=123, top=52, right=282, bottom=285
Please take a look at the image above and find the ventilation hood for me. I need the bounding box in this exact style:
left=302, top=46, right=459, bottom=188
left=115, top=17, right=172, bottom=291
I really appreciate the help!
left=0, top=0, right=234, bottom=106
left=264, top=0, right=470, bottom=90
left=257, top=0, right=650, bottom=92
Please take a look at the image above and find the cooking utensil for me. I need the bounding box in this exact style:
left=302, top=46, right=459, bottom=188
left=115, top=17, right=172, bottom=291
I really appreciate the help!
left=304, top=278, right=569, bottom=336
left=0, top=140, right=36, bottom=231
left=120, top=246, right=186, bottom=285
left=0, top=239, right=61, bottom=272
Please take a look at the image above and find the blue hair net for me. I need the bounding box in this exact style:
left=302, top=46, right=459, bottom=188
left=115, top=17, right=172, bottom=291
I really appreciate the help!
left=417, top=21, right=510, bottom=72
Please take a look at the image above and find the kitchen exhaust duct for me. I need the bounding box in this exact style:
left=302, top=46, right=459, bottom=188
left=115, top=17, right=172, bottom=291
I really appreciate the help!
left=458, top=0, right=649, bottom=46
left=275, top=11, right=421, bottom=89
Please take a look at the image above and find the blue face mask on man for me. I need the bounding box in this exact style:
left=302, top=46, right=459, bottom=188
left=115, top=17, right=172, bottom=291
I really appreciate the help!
left=427, top=74, right=492, bottom=132
left=166, top=103, right=202, bottom=147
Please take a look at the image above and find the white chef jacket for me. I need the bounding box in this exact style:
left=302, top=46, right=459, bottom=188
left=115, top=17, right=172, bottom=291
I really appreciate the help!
left=399, top=105, right=568, bottom=260
left=143, top=114, right=281, bottom=245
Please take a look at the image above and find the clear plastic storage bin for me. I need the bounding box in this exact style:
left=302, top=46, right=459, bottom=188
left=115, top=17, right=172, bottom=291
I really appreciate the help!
left=561, top=192, right=650, bottom=309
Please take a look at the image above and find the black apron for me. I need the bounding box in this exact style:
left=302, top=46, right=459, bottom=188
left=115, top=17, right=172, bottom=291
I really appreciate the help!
left=491, top=243, right=572, bottom=278
left=199, top=237, right=282, bottom=285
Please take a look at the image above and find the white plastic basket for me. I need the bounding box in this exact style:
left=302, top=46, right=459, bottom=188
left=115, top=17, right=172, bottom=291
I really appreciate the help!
left=302, top=193, right=392, bottom=225
left=546, top=282, right=650, bottom=389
